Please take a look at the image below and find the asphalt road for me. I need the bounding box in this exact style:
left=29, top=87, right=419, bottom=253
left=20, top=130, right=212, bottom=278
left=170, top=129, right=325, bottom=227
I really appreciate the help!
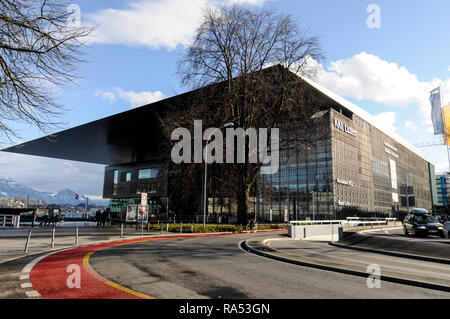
left=370, top=228, right=450, bottom=244
left=267, top=238, right=450, bottom=285
left=89, top=232, right=449, bottom=299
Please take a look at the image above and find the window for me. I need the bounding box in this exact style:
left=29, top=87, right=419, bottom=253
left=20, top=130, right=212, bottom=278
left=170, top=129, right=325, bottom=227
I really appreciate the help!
left=113, top=170, right=118, bottom=196
left=138, top=168, right=158, bottom=179
left=126, top=172, right=131, bottom=182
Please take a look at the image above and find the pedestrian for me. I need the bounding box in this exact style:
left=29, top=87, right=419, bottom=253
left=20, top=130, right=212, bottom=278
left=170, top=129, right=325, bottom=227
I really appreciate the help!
left=248, top=212, right=256, bottom=231
left=32, top=208, right=38, bottom=228
left=95, top=210, right=102, bottom=227
left=101, top=209, right=108, bottom=227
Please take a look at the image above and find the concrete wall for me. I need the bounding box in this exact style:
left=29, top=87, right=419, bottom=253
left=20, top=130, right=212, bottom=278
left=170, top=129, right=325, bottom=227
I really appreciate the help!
left=288, top=224, right=343, bottom=241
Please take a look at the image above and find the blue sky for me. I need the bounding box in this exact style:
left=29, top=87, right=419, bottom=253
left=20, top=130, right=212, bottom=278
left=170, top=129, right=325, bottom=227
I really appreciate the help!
left=1, top=0, right=449, bottom=198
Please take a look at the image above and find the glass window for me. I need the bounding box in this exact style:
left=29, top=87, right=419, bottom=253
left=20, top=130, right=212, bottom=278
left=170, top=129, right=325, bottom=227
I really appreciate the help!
left=138, top=168, right=158, bottom=179
left=113, top=170, right=118, bottom=196
left=126, top=172, right=131, bottom=182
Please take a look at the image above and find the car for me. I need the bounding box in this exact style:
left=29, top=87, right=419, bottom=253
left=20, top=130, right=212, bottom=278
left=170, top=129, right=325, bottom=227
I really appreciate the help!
left=403, top=209, right=445, bottom=238
left=444, top=221, right=450, bottom=239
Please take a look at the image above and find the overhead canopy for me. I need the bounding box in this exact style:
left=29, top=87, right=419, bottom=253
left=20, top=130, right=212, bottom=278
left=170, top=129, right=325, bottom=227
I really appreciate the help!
left=1, top=94, right=175, bottom=165
left=0, top=208, right=35, bottom=215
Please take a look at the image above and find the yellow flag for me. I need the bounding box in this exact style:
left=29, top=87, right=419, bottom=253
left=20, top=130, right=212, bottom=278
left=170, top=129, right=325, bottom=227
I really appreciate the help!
left=443, top=104, right=450, bottom=145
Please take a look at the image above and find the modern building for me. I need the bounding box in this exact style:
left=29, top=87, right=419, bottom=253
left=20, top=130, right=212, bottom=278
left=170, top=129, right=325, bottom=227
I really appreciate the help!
left=1, top=66, right=438, bottom=222
left=434, top=172, right=449, bottom=216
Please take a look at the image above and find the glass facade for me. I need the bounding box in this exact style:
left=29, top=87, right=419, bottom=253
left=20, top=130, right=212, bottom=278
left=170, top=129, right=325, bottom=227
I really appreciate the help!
left=257, top=133, right=334, bottom=222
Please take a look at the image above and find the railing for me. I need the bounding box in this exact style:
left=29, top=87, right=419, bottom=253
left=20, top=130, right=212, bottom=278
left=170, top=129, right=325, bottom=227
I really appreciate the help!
left=0, top=214, right=14, bottom=227
left=290, top=217, right=396, bottom=228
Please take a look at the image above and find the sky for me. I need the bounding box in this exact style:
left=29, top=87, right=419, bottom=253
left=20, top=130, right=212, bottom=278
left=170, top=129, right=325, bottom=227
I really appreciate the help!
left=0, top=0, right=449, bottom=199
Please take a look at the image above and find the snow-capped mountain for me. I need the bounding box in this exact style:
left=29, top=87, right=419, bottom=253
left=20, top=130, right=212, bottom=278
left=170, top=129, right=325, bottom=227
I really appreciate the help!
left=0, top=178, right=107, bottom=205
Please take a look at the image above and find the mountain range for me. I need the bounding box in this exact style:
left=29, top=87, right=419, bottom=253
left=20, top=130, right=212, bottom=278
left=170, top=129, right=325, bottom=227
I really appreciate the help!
left=0, top=178, right=108, bottom=206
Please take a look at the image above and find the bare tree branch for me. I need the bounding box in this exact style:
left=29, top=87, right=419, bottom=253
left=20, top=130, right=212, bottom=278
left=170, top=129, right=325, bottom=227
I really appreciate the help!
left=0, top=0, right=95, bottom=143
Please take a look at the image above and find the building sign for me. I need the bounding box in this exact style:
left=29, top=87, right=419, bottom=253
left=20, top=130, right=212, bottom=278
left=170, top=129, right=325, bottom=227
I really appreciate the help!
left=392, top=193, right=398, bottom=203
left=389, top=160, right=398, bottom=190
left=337, top=178, right=354, bottom=186
left=384, top=141, right=398, bottom=153
left=334, top=118, right=357, bottom=137
left=338, top=200, right=351, bottom=206
left=384, top=147, right=399, bottom=158
left=384, top=141, right=399, bottom=158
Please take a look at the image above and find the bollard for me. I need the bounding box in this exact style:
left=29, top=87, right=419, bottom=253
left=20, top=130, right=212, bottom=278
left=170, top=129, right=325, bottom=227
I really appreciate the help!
left=24, top=230, right=32, bottom=253
left=180, top=221, right=183, bottom=234
left=75, top=227, right=79, bottom=245
left=2, top=216, right=5, bottom=227
left=51, top=226, right=56, bottom=248
left=160, top=224, right=162, bottom=235
left=166, top=223, right=169, bottom=232
left=191, top=224, right=194, bottom=233
left=120, top=223, right=124, bottom=238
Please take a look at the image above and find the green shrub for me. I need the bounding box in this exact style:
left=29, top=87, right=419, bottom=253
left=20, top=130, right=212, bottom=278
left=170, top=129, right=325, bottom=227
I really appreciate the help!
left=146, top=223, right=287, bottom=233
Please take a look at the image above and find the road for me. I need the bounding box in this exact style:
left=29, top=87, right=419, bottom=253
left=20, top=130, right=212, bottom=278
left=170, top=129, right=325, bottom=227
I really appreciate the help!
left=368, top=227, right=449, bottom=244
left=86, top=232, right=448, bottom=299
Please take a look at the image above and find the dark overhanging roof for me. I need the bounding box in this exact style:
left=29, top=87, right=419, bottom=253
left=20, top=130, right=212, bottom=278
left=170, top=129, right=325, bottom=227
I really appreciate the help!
left=0, top=65, right=346, bottom=166
left=0, top=208, right=35, bottom=215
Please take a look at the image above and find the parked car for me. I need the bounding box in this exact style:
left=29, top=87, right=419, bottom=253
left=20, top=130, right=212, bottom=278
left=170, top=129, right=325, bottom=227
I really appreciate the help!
left=403, top=209, right=445, bottom=238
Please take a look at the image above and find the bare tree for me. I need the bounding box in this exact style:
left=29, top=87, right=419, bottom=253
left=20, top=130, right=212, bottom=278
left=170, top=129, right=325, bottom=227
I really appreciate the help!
left=0, top=0, right=94, bottom=142
left=175, top=5, right=324, bottom=225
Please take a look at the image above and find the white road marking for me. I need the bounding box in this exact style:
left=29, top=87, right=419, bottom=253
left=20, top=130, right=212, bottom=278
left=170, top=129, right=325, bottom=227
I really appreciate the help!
left=20, top=282, right=33, bottom=288
left=19, top=274, right=29, bottom=280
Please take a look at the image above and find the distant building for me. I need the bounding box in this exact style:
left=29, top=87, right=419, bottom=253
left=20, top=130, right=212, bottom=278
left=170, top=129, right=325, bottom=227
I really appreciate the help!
left=434, top=172, right=449, bottom=216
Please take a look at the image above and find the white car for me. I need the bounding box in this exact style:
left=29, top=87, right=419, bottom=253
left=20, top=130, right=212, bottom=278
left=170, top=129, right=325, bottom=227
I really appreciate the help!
left=444, top=222, right=450, bottom=239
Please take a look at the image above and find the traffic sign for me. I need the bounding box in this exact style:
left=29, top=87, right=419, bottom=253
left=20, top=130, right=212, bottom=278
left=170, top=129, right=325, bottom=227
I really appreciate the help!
left=141, top=193, right=148, bottom=206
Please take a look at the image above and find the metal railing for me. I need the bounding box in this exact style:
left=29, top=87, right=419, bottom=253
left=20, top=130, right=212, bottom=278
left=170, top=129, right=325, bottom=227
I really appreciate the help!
left=290, top=217, right=396, bottom=228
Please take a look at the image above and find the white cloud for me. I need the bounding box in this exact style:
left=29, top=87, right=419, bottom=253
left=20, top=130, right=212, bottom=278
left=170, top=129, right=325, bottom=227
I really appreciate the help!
left=405, top=121, right=418, bottom=132
left=308, top=52, right=450, bottom=130
left=86, top=0, right=270, bottom=50
left=96, top=87, right=165, bottom=108
left=372, top=112, right=397, bottom=134
left=95, top=90, right=116, bottom=104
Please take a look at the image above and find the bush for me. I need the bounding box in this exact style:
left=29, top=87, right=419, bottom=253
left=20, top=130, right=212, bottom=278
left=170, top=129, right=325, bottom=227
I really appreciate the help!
left=147, top=223, right=287, bottom=233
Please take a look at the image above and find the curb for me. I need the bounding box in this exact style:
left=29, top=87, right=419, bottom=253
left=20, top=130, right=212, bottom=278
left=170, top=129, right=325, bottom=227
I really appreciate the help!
left=242, top=239, right=450, bottom=293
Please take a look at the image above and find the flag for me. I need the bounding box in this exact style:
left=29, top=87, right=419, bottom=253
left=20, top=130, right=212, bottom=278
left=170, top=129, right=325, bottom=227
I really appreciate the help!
left=430, top=87, right=444, bottom=134
left=442, top=104, right=450, bottom=145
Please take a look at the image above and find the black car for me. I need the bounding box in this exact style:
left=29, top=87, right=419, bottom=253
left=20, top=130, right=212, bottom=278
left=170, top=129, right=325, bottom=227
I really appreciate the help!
left=403, top=209, right=445, bottom=238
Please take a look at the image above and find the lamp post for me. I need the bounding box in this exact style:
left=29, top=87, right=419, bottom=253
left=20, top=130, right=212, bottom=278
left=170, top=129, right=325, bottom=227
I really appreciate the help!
left=203, top=122, right=234, bottom=228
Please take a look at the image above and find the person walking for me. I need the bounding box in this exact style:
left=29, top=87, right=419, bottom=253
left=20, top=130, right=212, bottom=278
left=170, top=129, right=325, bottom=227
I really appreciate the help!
left=95, top=209, right=101, bottom=227
left=32, top=208, right=38, bottom=228
left=101, top=209, right=108, bottom=227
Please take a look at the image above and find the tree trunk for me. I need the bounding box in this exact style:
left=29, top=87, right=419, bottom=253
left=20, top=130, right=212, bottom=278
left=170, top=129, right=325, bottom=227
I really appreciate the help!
left=236, top=182, right=251, bottom=225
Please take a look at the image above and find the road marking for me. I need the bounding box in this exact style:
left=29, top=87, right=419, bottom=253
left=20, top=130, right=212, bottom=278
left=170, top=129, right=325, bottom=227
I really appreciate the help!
left=20, top=282, right=33, bottom=288
left=104, top=281, right=156, bottom=299
left=19, top=274, right=29, bottom=280
left=28, top=230, right=286, bottom=299
left=82, top=248, right=156, bottom=299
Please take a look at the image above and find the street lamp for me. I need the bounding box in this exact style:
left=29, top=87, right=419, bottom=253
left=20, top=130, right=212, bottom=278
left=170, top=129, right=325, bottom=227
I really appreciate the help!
left=203, top=122, right=234, bottom=228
